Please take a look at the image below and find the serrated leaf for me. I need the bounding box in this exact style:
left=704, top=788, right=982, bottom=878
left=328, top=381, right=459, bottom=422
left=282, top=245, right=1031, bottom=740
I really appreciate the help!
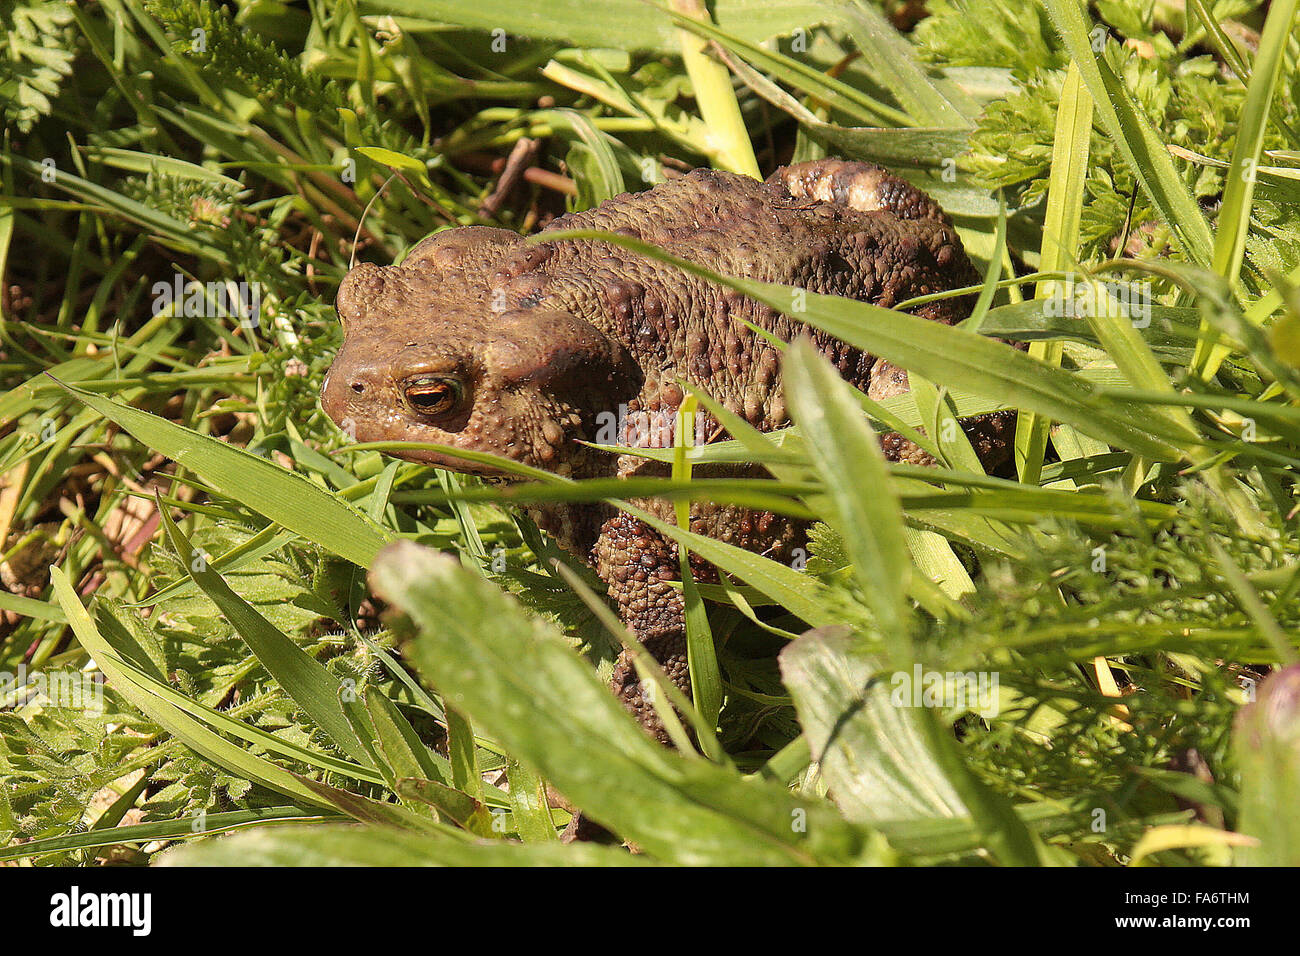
left=156, top=501, right=376, bottom=766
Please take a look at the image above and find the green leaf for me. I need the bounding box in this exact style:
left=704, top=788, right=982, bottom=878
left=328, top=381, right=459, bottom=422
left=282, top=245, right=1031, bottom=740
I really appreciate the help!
left=370, top=540, right=877, bottom=865
left=917, top=709, right=1044, bottom=866
left=445, top=706, right=483, bottom=802
left=674, top=11, right=912, bottom=127
left=155, top=499, right=376, bottom=766
left=829, top=0, right=979, bottom=125
left=1209, top=0, right=1298, bottom=288
left=1193, top=0, right=1300, bottom=379
left=81, top=146, right=247, bottom=189
left=363, top=688, right=454, bottom=788
left=288, top=775, right=454, bottom=833
left=363, top=0, right=840, bottom=55
left=162, top=823, right=654, bottom=866
left=1040, top=0, right=1214, bottom=268
left=53, top=376, right=392, bottom=568
left=672, top=395, right=723, bottom=738
left=0, top=591, right=66, bottom=623
left=505, top=757, right=558, bottom=842
left=354, top=146, right=430, bottom=178
left=396, top=779, right=495, bottom=836
left=49, top=568, right=333, bottom=808
left=0, top=809, right=337, bottom=864
left=780, top=627, right=966, bottom=823
left=86, top=606, right=384, bottom=784
left=1016, top=60, right=1092, bottom=484
left=537, top=108, right=625, bottom=207
left=0, top=153, right=223, bottom=262
left=784, top=339, right=910, bottom=645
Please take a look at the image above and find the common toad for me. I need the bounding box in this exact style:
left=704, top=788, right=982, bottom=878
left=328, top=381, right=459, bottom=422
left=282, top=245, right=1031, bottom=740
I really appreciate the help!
left=321, top=159, right=1008, bottom=741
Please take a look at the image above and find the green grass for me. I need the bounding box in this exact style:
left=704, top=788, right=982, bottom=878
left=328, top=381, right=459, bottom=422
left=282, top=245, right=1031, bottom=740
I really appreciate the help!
left=1, top=0, right=1299, bottom=866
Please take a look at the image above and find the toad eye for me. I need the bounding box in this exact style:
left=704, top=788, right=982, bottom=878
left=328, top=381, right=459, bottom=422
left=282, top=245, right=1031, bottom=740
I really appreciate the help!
left=402, top=376, right=463, bottom=418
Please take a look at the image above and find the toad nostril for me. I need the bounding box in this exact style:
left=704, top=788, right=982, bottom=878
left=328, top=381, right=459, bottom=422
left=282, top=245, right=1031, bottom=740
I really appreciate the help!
left=350, top=382, right=365, bottom=394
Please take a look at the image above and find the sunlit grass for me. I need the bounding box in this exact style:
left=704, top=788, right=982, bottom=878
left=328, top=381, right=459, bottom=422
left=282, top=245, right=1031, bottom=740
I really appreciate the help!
left=0, top=0, right=1298, bottom=866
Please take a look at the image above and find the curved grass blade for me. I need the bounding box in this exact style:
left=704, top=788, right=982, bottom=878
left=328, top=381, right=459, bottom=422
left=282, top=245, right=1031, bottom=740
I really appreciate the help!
left=363, top=687, right=454, bottom=786
left=371, top=541, right=876, bottom=865
left=52, top=376, right=392, bottom=568
left=784, top=339, right=910, bottom=646
left=718, top=45, right=969, bottom=166
left=536, top=108, right=626, bottom=205
left=1192, top=0, right=1300, bottom=380
left=162, top=822, right=657, bottom=866
left=1041, top=0, right=1214, bottom=268
left=51, top=568, right=334, bottom=807
left=132, top=523, right=295, bottom=609
left=538, top=230, right=1195, bottom=461
left=363, top=0, right=842, bottom=56
left=0, top=808, right=336, bottom=864
left=155, top=498, right=377, bottom=766
left=673, top=9, right=912, bottom=127
left=87, top=605, right=384, bottom=784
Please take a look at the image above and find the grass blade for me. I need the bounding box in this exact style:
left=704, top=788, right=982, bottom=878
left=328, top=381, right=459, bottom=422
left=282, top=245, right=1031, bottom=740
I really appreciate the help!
left=54, top=376, right=392, bottom=568
left=1192, top=0, right=1300, bottom=380
left=784, top=339, right=910, bottom=645
left=50, top=568, right=333, bottom=808
left=1041, top=0, right=1214, bottom=268
left=1016, top=60, right=1091, bottom=484
left=155, top=498, right=377, bottom=766
left=371, top=540, right=875, bottom=865
left=162, top=823, right=656, bottom=866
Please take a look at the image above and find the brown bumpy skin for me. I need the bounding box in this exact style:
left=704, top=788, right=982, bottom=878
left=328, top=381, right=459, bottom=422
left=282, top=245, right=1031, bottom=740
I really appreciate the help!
left=322, top=159, right=1011, bottom=745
